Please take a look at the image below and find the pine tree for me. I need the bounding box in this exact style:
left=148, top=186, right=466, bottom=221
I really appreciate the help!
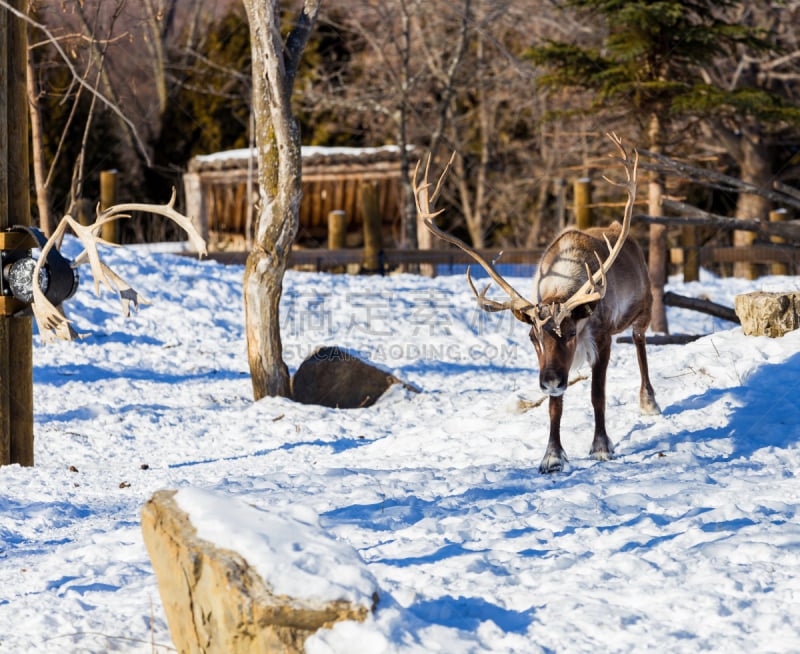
left=528, top=0, right=790, bottom=327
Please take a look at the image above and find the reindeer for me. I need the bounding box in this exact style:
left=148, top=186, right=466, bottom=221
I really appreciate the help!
left=414, top=134, right=660, bottom=473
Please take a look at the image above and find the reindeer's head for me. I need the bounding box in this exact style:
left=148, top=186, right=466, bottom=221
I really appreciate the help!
left=413, top=133, right=638, bottom=397
left=513, top=295, right=598, bottom=395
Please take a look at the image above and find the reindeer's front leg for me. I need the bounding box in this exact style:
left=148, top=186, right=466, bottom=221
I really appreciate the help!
left=540, top=395, right=568, bottom=473
left=589, top=336, right=614, bottom=461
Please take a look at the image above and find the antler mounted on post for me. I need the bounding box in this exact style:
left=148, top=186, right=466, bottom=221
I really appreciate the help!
left=28, top=189, right=207, bottom=342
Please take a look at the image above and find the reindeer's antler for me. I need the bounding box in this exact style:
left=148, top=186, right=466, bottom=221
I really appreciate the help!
left=413, top=153, right=537, bottom=316
left=413, top=135, right=638, bottom=336
left=552, top=132, right=638, bottom=325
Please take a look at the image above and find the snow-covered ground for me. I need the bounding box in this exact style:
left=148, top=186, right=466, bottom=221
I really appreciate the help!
left=2, top=239, right=800, bottom=653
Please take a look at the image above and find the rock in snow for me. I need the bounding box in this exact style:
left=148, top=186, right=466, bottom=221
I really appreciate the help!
left=734, top=290, right=800, bottom=337
left=141, top=488, right=378, bottom=653
left=292, top=345, right=418, bottom=409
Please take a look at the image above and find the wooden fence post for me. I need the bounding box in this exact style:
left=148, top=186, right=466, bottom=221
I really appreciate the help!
left=328, top=210, right=346, bottom=273
left=1, top=0, right=34, bottom=466
left=681, top=225, right=699, bottom=282
left=554, top=178, right=566, bottom=231
left=183, top=172, right=208, bottom=251
left=100, top=169, right=118, bottom=243
left=769, top=208, right=789, bottom=276
left=361, top=182, right=383, bottom=273
left=573, top=178, right=591, bottom=230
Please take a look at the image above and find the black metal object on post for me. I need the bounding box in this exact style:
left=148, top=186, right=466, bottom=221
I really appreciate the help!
left=0, top=227, right=79, bottom=316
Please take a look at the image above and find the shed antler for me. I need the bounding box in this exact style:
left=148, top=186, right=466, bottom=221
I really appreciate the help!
left=413, top=152, right=537, bottom=315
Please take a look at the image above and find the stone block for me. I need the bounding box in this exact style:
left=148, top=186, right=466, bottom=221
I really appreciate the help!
left=292, top=345, right=418, bottom=408
left=734, top=291, right=800, bottom=337
left=141, top=489, right=376, bottom=654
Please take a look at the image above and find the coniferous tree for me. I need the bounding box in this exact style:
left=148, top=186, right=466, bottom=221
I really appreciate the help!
left=528, top=0, right=777, bottom=329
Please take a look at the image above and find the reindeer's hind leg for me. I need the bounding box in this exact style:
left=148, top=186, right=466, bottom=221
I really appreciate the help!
left=632, top=312, right=660, bottom=415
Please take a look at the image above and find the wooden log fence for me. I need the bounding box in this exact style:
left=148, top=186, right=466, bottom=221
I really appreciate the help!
left=200, top=247, right=545, bottom=274
left=200, top=237, right=797, bottom=278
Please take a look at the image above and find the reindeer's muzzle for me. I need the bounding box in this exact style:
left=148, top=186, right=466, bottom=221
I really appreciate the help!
left=540, top=369, right=567, bottom=396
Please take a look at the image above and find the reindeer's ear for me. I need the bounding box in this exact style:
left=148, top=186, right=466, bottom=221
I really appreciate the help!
left=512, top=308, right=534, bottom=325
left=570, top=302, right=598, bottom=321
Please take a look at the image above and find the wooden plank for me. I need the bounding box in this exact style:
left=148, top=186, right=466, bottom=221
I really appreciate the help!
left=0, top=231, right=36, bottom=249
left=700, top=244, right=797, bottom=266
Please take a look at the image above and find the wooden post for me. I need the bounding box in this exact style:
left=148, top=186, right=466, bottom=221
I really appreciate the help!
left=328, top=210, right=346, bottom=249
left=361, top=182, right=383, bottom=273
left=769, top=209, right=789, bottom=276
left=100, top=169, right=118, bottom=243
left=681, top=225, right=699, bottom=282
left=183, top=172, right=208, bottom=251
left=554, top=178, right=566, bottom=231
left=76, top=197, right=94, bottom=227
left=1, top=0, right=34, bottom=466
left=328, top=210, right=346, bottom=273
left=573, top=178, right=591, bottom=230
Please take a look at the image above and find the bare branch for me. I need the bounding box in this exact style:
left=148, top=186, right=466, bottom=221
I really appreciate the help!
left=639, top=148, right=800, bottom=211
left=2, top=0, right=153, bottom=166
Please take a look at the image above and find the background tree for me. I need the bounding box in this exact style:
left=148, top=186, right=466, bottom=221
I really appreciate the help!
left=241, top=0, right=320, bottom=400
left=309, top=0, right=555, bottom=249
left=155, top=4, right=252, bottom=167
left=528, top=0, right=773, bottom=332
left=25, top=0, right=229, bottom=240
left=689, top=1, right=800, bottom=277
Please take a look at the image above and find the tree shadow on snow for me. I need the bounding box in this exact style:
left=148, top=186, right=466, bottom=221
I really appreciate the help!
left=408, top=595, right=532, bottom=635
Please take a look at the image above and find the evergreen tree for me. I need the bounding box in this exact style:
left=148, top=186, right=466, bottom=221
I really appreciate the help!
left=527, top=0, right=785, bottom=328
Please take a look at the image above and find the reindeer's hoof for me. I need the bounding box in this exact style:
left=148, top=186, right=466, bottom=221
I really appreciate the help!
left=539, top=450, right=568, bottom=474
left=640, top=394, right=661, bottom=416
left=590, top=448, right=614, bottom=462
left=590, top=437, right=615, bottom=461
left=641, top=401, right=661, bottom=416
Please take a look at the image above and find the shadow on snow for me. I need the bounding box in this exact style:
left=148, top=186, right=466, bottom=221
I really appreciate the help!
left=649, top=351, right=800, bottom=461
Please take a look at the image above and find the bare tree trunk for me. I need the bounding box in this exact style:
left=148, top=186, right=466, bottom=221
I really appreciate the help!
left=733, top=133, right=771, bottom=279
left=462, top=19, right=489, bottom=249
left=647, top=113, right=669, bottom=334
left=26, top=40, right=50, bottom=236
left=142, top=0, right=175, bottom=117
left=242, top=0, right=319, bottom=400
left=398, top=0, right=417, bottom=252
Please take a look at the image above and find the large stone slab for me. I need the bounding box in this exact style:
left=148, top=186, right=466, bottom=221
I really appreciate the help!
left=141, top=489, right=377, bottom=654
left=734, top=291, right=800, bottom=338
left=291, top=345, right=418, bottom=408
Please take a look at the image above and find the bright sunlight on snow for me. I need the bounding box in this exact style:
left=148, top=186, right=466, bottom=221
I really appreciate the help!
left=2, top=237, right=800, bottom=652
